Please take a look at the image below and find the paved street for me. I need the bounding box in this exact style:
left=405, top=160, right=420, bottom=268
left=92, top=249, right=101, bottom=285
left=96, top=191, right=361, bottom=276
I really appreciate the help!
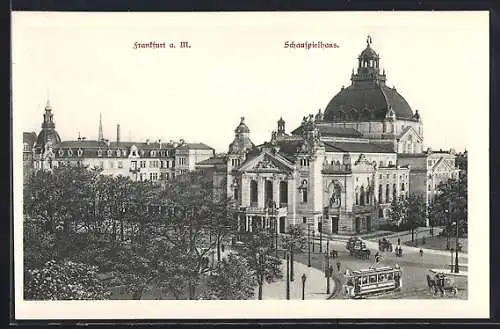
left=253, top=259, right=335, bottom=300
left=293, top=237, right=468, bottom=299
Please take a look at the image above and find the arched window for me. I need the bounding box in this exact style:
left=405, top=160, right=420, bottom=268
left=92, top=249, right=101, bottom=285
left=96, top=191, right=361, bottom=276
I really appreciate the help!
left=360, top=186, right=365, bottom=206
left=233, top=187, right=238, bottom=201
left=378, top=184, right=383, bottom=203
left=279, top=181, right=288, bottom=205
left=401, top=183, right=405, bottom=192
left=393, top=183, right=397, bottom=201
left=385, top=184, right=390, bottom=203
left=355, top=188, right=359, bottom=205
left=378, top=208, right=383, bottom=218
left=107, top=149, right=112, bottom=157
left=250, top=180, right=258, bottom=203
left=265, top=180, right=273, bottom=204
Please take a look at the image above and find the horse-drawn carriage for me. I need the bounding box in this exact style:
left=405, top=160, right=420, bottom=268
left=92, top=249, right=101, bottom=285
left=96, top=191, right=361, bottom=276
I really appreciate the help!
left=378, top=238, right=393, bottom=252
left=426, top=270, right=458, bottom=296
left=343, top=266, right=403, bottom=299
left=346, top=237, right=371, bottom=259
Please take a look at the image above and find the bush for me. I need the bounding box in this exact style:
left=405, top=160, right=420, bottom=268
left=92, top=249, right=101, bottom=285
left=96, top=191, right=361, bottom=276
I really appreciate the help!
left=24, top=260, right=111, bottom=300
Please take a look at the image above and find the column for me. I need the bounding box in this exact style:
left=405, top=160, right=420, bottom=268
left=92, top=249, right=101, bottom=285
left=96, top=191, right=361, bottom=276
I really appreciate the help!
left=257, top=177, right=265, bottom=208
left=273, top=179, right=280, bottom=207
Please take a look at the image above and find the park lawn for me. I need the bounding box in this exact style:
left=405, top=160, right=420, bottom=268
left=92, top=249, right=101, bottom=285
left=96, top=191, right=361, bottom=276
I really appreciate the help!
left=404, top=236, right=468, bottom=253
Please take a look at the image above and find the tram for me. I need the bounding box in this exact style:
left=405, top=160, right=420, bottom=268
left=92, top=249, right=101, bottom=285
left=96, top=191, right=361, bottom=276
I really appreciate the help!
left=343, top=266, right=403, bottom=298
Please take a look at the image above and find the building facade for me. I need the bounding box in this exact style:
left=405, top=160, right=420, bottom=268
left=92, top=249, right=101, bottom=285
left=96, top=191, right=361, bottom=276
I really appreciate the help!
left=27, top=101, right=215, bottom=183
left=196, top=36, right=459, bottom=236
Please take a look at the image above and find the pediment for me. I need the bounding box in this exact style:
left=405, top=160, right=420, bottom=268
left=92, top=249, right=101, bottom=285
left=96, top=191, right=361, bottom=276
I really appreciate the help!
left=352, top=153, right=376, bottom=172
left=239, top=152, right=294, bottom=173
left=432, top=157, right=455, bottom=172
left=399, top=126, right=422, bottom=142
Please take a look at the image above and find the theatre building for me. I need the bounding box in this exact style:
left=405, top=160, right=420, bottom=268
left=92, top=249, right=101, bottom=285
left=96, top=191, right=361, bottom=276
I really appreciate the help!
left=197, top=36, right=458, bottom=236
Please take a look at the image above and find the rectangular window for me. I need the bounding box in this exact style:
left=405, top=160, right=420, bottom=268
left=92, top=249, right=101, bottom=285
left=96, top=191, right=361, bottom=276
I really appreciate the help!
left=302, top=217, right=307, bottom=224
left=149, top=173, right=153, bottom=180
left=369, top=275, right=377, bottom=283
left=131, top=161, right=137, bottom=169
left=166, top=172, right=170, bottom=180
left=166, top=161, right=170, bottom=168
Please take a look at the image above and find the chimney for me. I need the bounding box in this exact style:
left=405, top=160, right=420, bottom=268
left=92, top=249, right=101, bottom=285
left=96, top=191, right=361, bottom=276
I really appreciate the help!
left=146, top=139, right=150, bottom=145
left=158, top=139, right=162, bottom=149
left=117, top=124, right=121, bottom=144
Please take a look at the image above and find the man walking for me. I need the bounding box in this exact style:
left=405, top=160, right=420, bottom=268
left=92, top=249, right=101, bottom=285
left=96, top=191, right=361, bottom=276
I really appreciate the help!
left=336, top=261, right=341, bottom=272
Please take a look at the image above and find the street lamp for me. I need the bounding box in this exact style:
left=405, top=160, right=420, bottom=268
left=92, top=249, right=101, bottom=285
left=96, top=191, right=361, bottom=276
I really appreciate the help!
left=307, top=223, right=311, bottom=267
left=319, top=219, right=323, bottom=253
left=286, top=248, right=290, bottom=300
left=453, top=221, right=460, bottom=273
left=445, top=203, right=451, bottom=250
left=301, top=274, right=307, bottom=300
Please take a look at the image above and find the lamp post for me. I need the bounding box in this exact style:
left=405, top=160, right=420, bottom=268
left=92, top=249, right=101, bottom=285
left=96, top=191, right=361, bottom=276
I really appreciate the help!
left=301, top=274, right=307, bottom=300
left=307, top=224, right=311, bottom=267
left=450, top=247, right=454, bottom=272
left=319, top=219, right=323, bottom=253
left=286, top=249, right=290, bottom=300
left=445, top=203, right=451, bottom=250
left=453, top=221, right=460, bottom=273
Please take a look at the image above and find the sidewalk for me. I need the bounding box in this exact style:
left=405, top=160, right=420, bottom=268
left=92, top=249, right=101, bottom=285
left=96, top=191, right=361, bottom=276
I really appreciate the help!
left=254, top=260, right=334, bottom=300
left=311, top=227, right=468, bottom=259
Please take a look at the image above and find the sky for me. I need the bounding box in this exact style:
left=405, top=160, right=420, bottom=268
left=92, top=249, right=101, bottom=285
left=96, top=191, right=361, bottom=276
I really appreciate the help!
left=12, top=11, right=488, bottom=153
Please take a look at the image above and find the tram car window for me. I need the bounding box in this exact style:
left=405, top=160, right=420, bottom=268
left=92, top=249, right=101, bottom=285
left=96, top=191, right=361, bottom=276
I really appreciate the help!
left=369, top=275, right=377, bottom=283
left=362, top=276, right=368, bottom=285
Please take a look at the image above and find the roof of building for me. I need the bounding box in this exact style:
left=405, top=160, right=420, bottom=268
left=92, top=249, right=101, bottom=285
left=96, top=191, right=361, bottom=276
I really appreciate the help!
left=35, top=129, right=62, bottom=150
left=323, top=83, right=415, bottom=122
left=234, top=117, right=250, bottom=133
left=324, top=141, right=395, bottom=153
left=54, top=140, right=178, bottom=150
left=23, top=132, right=37, bottom=148
left=176, top=142, right=214, bottom=150
left=196, top=156, right=226, bottom=166
left=291, top=124, right=363, bottom=138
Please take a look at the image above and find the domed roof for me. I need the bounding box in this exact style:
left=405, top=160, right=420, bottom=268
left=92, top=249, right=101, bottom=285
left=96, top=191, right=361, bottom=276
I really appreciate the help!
left=35, top=129, right=61, bottom=149
left=359, top=35, right=379, bottom=59
left=359, top=45, right=379, bottom=59
left=323, top=84, right=414, bottom=121
left=234, top=117, right=250, bottom=133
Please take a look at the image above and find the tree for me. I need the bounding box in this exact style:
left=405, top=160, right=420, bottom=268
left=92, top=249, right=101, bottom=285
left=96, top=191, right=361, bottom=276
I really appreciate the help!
left=151, top=171, right=225, bottom=299
left=204, top=253, right=257, bottom=300
left=281, top=224, right=307, bottom=281
left=429, top=172, right=468, bottom=238
left=388, top=195, right=406, bottom=227
left=388, top=194, right=426, bottom=242
left=237, top=228, right=283, bottom=300
left=404, top=194, right=427, bottom=243
left=24, top=260, right=111, bottom=300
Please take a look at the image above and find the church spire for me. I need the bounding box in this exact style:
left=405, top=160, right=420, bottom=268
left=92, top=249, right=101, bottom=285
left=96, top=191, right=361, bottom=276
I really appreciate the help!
left=98, top=113, right=104, bottom=141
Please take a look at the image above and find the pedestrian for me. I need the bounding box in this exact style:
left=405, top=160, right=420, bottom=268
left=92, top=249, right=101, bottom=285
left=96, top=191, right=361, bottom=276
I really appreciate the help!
left=336, top=261, right=341, bottom=272
left=397, top=237, right=401, bottom=245
left=419, top=248, right=423, bottom=257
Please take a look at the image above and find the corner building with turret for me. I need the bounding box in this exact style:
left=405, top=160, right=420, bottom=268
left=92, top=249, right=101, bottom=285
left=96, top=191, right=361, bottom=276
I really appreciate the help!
left=196, top=36, right=459, bottom=236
